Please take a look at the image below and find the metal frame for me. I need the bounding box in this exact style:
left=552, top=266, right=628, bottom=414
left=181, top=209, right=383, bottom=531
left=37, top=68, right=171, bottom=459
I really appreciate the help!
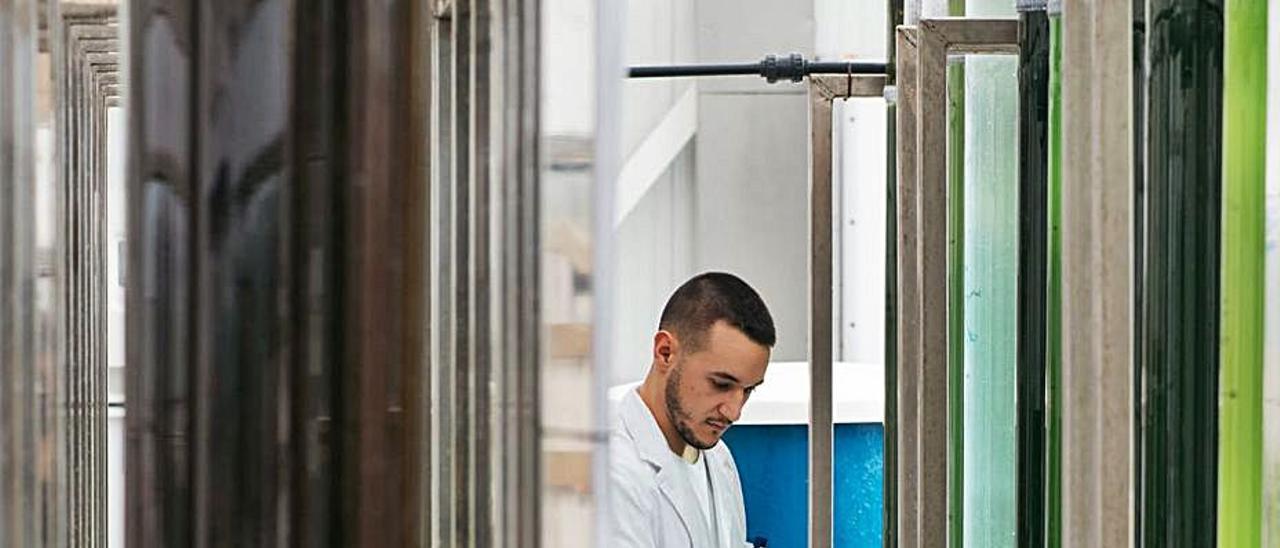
left=894, top=26, right=921, bottom=548
left=883, top=5, right=905, bottom=547
left=430, top=0, right=543, bottom=544
left=56, top=6, right=118, bottom=546
left=894, top=17, right=1019, bottom=548
left=807, top=72, right=887, bottom=548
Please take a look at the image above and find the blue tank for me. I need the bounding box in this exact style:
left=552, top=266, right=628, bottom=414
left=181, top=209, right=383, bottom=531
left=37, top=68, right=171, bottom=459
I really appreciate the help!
left=716, top=361, right=885, bottom=548
left=722, top=422, right=884, bottom=548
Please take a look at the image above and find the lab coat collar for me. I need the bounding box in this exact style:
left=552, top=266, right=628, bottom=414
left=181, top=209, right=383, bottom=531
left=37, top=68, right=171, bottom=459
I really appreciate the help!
left=620, top=389, right=714, bottom=547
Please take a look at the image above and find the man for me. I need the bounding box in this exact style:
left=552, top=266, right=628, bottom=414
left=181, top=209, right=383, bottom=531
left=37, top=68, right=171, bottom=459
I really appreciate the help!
left=609, top=272, right=776, bottom=547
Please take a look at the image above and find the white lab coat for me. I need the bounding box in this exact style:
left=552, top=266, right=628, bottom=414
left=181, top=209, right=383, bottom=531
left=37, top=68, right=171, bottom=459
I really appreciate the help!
left=608, top=388, right=752, bottom=548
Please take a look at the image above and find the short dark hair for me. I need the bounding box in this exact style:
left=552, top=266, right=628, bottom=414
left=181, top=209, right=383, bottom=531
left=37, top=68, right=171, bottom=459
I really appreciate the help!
left=658, top=272, right=776, bottom=351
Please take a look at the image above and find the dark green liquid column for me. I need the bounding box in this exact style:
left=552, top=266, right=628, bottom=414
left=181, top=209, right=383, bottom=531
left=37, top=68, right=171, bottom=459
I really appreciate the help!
left=1015, top=2, right=1050, bottom=547
left=1142, top=0, right=1224, bottom=544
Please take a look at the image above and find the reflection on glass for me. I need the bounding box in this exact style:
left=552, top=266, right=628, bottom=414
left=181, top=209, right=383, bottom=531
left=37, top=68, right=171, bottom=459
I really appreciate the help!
left=540, top=0, right=600, bottom=545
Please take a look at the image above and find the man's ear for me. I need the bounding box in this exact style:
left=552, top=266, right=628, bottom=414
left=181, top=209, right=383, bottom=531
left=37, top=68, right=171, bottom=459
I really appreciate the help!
left=653, top=330, right=677, bottom=373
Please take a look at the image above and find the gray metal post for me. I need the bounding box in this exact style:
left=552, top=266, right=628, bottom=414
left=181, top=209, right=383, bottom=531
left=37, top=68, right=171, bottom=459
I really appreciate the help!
left=807, top=73, right=887, bottom=548
left=894, top=25, right=921, bottom=548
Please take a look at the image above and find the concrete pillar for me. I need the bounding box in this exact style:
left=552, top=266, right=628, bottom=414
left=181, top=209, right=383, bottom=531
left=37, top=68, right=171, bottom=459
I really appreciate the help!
left=1058, top=0, right=1135, bottom=545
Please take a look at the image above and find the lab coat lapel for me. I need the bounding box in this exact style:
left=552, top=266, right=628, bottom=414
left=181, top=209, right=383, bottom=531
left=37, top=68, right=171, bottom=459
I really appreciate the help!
left=621, top=389, right=714, bottom=547
left=706, top=447, right=744, bottom=542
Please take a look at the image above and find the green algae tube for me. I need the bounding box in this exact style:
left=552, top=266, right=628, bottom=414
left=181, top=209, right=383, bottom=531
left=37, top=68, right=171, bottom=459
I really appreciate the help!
left=1143, top=0, right=1223, bottom=543
left=1015, top=2, right=1051, bottom=547
left=1044, top=7, right=1063, bottom=548
left=1217, top=0, right=1267, bottom=545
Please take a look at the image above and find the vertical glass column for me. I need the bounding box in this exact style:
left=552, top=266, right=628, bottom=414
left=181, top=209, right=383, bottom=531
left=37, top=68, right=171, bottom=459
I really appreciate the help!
left=959, top=1, right=1019, bottom=546
left=1218, top=0, right=1267, bottom=545
left=1044, top=4, right=1062, bottom=547
left=1015, top=2, right=1050, bottom=547
left=1142, top=0, right=1223, bottom=543
left=945, top=3, right=966, bottom=545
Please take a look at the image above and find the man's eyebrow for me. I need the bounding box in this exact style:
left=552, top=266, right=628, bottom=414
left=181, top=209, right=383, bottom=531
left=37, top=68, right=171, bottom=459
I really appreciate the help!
left=710, top=371, right=764, bottom=388
left=710, top=371, right=741, bottom=384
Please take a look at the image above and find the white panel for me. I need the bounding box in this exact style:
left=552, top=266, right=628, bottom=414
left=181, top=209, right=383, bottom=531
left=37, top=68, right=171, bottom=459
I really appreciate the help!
left=839, top=99, right=888, bottom=364
left=108, top=108, right=126, bottom=373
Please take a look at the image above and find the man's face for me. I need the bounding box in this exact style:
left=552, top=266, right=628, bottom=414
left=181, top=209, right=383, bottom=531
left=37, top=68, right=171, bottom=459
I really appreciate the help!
left=662, top=321, right=770, bottom=450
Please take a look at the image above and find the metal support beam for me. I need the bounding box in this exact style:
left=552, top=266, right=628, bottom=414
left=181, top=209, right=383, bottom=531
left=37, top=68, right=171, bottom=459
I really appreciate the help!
left=885, top=5, right=905, bottom=547
left=807, top=73, right=887, bottom=548
left=893, top=25, right=921, bottom=548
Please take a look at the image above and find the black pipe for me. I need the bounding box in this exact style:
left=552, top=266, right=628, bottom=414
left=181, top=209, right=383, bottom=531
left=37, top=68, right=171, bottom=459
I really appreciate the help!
left=629, top=53, right=887, bottom=82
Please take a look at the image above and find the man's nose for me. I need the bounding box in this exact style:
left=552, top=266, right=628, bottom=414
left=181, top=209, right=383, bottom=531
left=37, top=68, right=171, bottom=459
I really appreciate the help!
left=721, top=392, right=746, bottom=423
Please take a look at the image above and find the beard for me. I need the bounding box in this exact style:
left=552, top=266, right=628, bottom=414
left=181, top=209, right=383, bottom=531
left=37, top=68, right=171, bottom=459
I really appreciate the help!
left=665, top=363, right=717, bottom=450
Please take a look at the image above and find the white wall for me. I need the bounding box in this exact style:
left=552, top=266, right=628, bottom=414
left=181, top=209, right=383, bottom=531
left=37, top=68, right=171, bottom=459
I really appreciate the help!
left=608, top=0, right=701, bottom=386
